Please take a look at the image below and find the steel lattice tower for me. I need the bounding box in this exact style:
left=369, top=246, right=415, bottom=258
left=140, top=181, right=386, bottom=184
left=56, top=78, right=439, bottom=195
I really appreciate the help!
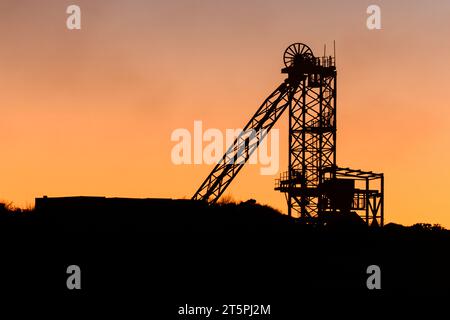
left=276, top=43, right=337, bottom=219
left=193, top=42, right=384, bottom=226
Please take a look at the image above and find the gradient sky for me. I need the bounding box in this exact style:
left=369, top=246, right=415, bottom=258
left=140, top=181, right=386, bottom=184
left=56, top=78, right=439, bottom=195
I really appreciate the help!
left=1, top=0, right=450, bottom=227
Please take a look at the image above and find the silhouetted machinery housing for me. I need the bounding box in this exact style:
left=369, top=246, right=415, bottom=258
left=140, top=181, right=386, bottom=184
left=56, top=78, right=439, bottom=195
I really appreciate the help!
left=193, top=43, right=384, bottom=226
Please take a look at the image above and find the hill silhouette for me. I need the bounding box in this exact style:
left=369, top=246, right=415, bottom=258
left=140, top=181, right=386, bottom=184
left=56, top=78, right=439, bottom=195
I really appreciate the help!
left=0, top=197, right=449, bottom=301
left=1, top=197, right=447, bottom=234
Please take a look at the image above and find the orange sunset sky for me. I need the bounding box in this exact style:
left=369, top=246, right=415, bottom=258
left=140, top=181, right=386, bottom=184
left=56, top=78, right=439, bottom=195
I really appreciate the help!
left=1, top=0, right=450, bottom=227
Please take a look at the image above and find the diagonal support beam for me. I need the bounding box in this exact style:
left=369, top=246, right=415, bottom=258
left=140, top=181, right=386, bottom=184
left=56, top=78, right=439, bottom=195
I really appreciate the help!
left=192, top=82, right=295, bottom=203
